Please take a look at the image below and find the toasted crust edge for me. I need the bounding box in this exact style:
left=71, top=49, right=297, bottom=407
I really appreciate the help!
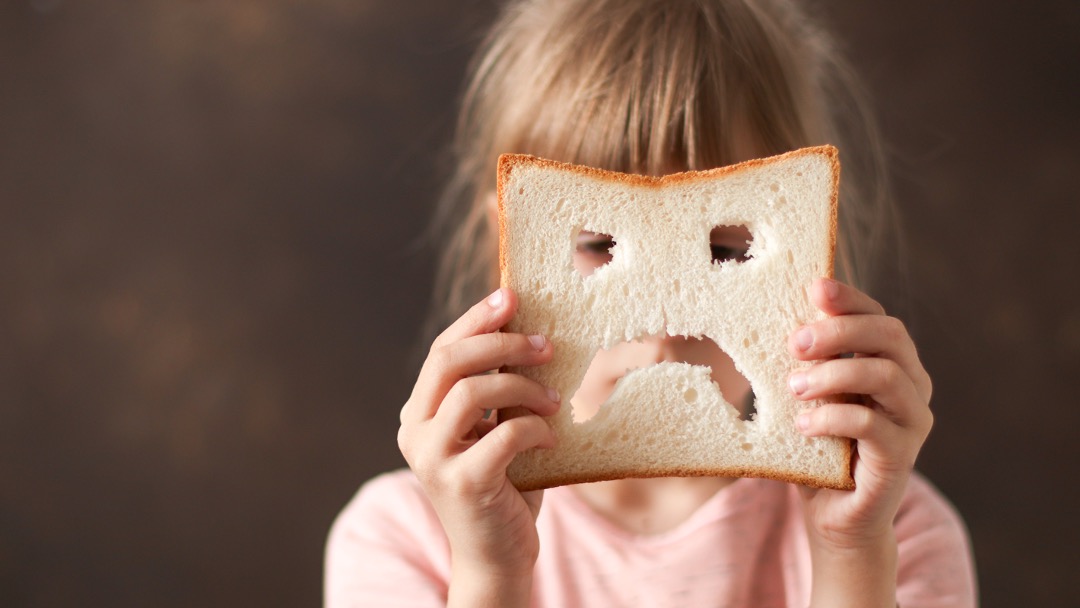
left=514, top=463, right=856, bottom=493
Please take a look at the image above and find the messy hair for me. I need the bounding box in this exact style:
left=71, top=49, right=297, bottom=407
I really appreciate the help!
left=428, top=0, right=894, bottom=334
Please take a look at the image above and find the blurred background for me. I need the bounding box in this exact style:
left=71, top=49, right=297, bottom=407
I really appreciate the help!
left=1, top=0, right=1076, bottom=606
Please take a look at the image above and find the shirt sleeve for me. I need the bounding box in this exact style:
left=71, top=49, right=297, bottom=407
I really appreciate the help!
left=894, top=473, right=979, bottom=608
left=324, top=470, right=452, bottom=608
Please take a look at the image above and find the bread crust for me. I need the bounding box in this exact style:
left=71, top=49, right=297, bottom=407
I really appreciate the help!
left=513, top=464, right=851, bottom=494
left=496, top=146, right=853, bottom=492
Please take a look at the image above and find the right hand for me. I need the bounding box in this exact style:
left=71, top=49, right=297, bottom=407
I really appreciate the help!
left=397, top=287, right=561, bottom=582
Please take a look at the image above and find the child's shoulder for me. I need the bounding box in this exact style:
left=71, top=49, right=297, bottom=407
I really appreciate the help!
left=895, top=471, right=971, bottom=537
left=355, top=468, right=425, bottom=497
left=330, top=468, right=447, bottom=547
left=326, top=471, right=455, bottom=600
left=343, top=468, right=431, bottom=517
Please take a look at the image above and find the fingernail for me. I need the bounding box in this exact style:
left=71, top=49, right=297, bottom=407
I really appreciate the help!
left=789, top=373, right=808, bottom=395
left=487, top=288, right=504, bottom=308
left=794, top=328, right=813, bottom=352
left=823, top=278, right=840, bottom=301
left=546, top=387, right=560, bottom=403
left=528, top=334, right=546, bottom=350
left=796, top=413, right=811, bottom=432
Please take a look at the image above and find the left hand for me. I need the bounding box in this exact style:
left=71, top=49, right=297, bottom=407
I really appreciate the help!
left=788, top=277, right=934, bottom=551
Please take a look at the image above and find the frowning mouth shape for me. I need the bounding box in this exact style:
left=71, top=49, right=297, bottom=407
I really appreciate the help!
left=569, top=335, right=755, bottom=424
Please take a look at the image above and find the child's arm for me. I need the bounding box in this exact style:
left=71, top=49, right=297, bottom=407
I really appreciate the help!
left=787, top=278, right=936, bottom=608
left=396, top=288, right=561, bottom=607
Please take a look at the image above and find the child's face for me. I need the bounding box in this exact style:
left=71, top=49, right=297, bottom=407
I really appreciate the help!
left=569, top=225, right=755, bottom=422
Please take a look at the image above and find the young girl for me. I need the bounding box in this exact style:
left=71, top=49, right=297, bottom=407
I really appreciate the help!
left=326, top=1, right=977, bottom=606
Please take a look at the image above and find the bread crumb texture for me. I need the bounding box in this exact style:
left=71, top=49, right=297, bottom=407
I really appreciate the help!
left=497, top=146, right=852, bottom=491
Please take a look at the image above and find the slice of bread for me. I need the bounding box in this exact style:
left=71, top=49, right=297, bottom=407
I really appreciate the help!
left=497, top=145, right=853, bottom=492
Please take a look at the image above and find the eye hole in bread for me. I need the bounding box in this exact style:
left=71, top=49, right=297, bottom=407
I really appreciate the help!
left=573, top=229, right=617, bottom=277
left=574, top=224, right=751, bottom=278
left=709, top=224, right=754, bottom=264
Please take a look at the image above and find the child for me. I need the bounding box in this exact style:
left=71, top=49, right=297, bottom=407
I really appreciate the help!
left=326, top=1, right=978, bottom=606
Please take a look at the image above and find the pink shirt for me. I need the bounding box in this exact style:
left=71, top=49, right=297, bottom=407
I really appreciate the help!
left=325, top=470, right=977, bottom=607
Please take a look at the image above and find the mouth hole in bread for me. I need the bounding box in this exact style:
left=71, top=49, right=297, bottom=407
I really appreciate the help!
left=569, top=335, right=754, bottom=424
left=709, top=225, right=754, bottom=265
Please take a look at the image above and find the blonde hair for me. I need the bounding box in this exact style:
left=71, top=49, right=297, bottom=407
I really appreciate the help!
left=429, top=0, right=895, bottom=334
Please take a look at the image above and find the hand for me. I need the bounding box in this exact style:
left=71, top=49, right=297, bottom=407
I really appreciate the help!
left=397, top=288, right=561, bottom=592
left=787, top=278, right=933, bottom=606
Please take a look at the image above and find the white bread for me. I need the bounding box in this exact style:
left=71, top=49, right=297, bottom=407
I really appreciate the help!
left=497, top=145, right=853, bottom=492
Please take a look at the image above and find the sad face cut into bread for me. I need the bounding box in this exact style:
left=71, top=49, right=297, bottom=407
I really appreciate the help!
left=497, top=145, right=854, bottom=492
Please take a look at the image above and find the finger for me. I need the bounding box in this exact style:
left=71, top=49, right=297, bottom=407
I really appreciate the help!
left=789, top=315, right=931, bottom=404
left=789, top=357, right=927, bottom=427
left=406, top=332, right=554, bottom=422
left=454, top=415, right=556, bottom=485
left=797, top=403, right=920, bottom=477
left=431, top=288, right=517, bottom=351
left=400, top=289, right=517, bottom=426
left=809, top=277, right=886, bottom=317
left=434, top=373, right=561, bottom=446
left=796, top=402, right=896, bottom=445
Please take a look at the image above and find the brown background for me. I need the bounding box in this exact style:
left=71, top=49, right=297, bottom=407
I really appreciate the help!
left=1, top=1, right=1077, bottom=606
